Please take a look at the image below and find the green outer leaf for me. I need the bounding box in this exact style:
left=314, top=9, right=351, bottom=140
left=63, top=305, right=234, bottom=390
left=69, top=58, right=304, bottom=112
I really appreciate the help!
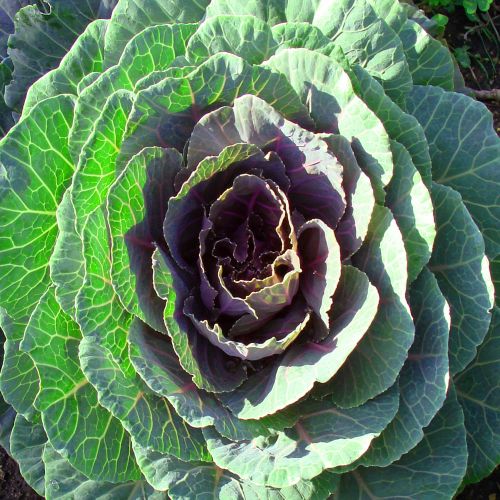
left=107, top=147, right=182, bottom=333
left=205, top=384, right=399, bottom=488
left=104, top=0, right=209, bottom=67
left=0, top=1, right=31, bottom=60
left=186, top=15, right=278, bottom=65
left=43, top=444, right=166, bottom=500
left=367, top=0, right=407, bottom=31
left=264, top=48, right=393, bottom=202
left=70, top=23, right=197, bottom=162
left=5, top=0, right=110, bottom=111
left=77, top=71, right=101, bottom=95
left=123, top=52, right=312, bottom=163
left=76, top=209, right=210, bottom=463
left=72, top=89, right=135, bottom=231
left=351, top=65, right=432, bottom=187
left=386, top=140, right=435, bottom=283
left=10, top=414, right=46, bottom=496
left=133, top=442, right=339, bottom=499
left=456, top=306, right=500, bottom=485
left=319, top=206, right=414, bottom=407
left=271, top=22, right=337, bottom=55
left=21, top=286, right=141, bottom=482
left=49, top=189, right=84, bottom=318
left=0, top=398, right=15, bottom=454
left=205, top=0, right=286, bottom=25
left=23, top=19, right=107, bottom=116
left=135, top=67, right=196, bottom=91
left=338, top=386, right=467, bottom=499
left=398, top=19, right=455, bottom=90
left=351, top=267, right=450, bottom=468
left=219, top=265, right=378, bottom=420
left=0, top=311, right=39, bottom=420
left=55, top=89, right=134, bottom=318
left=407, top=85, right=500, bottom=258
left=0, top=94, right=75, bottom=322
left=0, top=94, right=74, bottom=420
left=287, top=0, right=412, bottom=104
left=429, top=183, right=494, bottom=375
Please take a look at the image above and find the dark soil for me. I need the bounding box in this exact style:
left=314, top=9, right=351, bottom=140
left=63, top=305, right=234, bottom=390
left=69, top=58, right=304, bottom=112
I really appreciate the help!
left=457, top=467, right=500, bottom=499
left=424, top=2, right=499, bottom=131
left=0, top=5, right=499, bottom=500
left=0, top=446, right=40, bottom=499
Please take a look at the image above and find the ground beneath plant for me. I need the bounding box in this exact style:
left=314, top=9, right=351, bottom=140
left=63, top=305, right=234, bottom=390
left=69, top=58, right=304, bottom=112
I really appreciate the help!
left=0, top=446, right=40, bottom=499
left=0, top=7, right=499, bottom=500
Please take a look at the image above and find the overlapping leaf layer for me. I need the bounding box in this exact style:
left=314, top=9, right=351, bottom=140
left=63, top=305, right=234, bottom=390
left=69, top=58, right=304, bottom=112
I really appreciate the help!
left=0, top=0, right=498, bottom=499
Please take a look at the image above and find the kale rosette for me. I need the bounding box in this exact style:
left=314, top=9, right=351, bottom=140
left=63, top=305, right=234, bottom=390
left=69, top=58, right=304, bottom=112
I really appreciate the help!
left=0, top=0, right=499, bottom=498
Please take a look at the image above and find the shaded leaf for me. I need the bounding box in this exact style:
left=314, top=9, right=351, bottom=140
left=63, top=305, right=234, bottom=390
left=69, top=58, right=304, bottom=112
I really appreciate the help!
left=339, top=387, right=467, bottom=499
left=407, top=85, right=500, bottom=258
left=10, top=414, right=46, bottom=495
left=429, top=183, right=494, bottom=375
left=456, top=307, right=500, bottom=485
left=21, top=286, right=141, bottom=482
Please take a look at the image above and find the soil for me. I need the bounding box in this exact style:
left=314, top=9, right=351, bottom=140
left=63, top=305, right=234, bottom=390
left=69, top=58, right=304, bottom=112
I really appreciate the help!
left=0, top=5, right=499, bottom=500
left=440, top=3, right=500, bottom=133
left=457, top=467, right=500, bottom=500
left=0, top=446, right=40, bottom=499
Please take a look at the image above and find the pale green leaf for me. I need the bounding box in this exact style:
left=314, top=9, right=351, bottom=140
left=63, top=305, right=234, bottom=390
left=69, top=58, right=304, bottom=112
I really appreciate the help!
left=205, top=384, right=398, bottom=488
left=5, top=0, right=114, bottom=111
left=322, top=134, right=375, bottom=257
left=271, top=22, right=337, bottom=55
left=104, top=0, right=208, bottom=67
left=123, top=52, right=312, bottom=164
left=133, top=442, right=339, bottom=499
left=407, top=85, right=500, bottom=258
left=338, top=387, right=467, bottom=499
left=351, top=267, right=450, bottom=468
left=0, top=310, right=39, bottom=420
left=386, top=140, right=435, bottom=283
left=186, top=15, right=277, bottom=65
left=398, top=19, right=455, bottom=90
left=70, top=23, right=197, bottom=162
left=23, top=20, right=107, bottom=116
left=456, top=307, right=500, bottom=485
left=10, top=414, right=46, bottom=495
left=351, top=65, right=432, bottom=187
left=77, top=209, right=209, bottom=463
left=49, top=189, right=84, bottom=318
left=318, top=206, right=414, bottom=407
left=429, top=183, right=494, bottom=375
left=264, top=48, right=393, bottom=202
left=107, top=147, right=182, bottom=333
left=21, top=286, right=141, bottom=482
left=0, top=95, right=75, bottom=322
left=205, top=0, right=286, bottom=25
left=43, top=444, right=165, bottom=500
left=285, top=0, right=412, bottom=103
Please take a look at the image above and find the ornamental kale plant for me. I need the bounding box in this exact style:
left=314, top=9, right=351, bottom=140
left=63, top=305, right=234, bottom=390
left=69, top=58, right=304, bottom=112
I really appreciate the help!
left=0, top=0, right=499, bottom=498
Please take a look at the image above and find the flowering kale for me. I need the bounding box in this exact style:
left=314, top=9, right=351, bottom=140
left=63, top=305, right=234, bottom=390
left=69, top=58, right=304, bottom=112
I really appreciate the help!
left=0, top=0, right=499, bottom=498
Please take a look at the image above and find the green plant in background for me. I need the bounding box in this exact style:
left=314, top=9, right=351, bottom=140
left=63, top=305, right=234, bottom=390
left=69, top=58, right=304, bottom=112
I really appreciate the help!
left=0, top=0, right=499, bottom=499
left=422, top=0, right=493, bottom=16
